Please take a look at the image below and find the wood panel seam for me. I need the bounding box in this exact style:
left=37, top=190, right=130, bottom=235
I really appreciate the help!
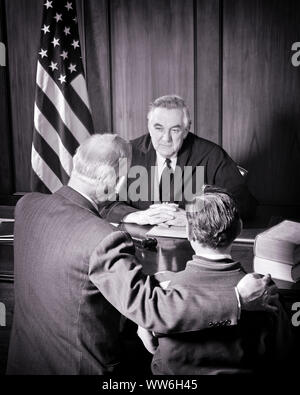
left=219, top=0, right=223, bottom=148
left=193, top=0, right=198, bottom=133
left=107, top=0, right=114, bottom=133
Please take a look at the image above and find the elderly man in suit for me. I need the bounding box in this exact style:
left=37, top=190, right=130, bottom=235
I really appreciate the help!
left=7, top=134, right=274, bottom=375
left=99, top=95, right=256, bottom=226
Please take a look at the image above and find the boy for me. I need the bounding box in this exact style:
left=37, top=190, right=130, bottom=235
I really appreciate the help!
left=138, top=185, right=292, bottom=374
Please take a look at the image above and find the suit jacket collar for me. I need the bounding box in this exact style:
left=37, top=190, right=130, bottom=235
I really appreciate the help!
left=176, top=132, right=193, bottom=172
left=145, top=138, right=157, bottom=168
left=187, top=255, right=243, bottom=273
left=55, top=186, right=100, bottom=217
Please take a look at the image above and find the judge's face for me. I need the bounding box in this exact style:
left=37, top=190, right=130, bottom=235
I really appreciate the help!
left=148, top=108, right=188, bottom=158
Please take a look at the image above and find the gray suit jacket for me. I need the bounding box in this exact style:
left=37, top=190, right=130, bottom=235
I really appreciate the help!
left=152, top=256, right=292, bottom=375
left=7, top=186, right=238, bottom=375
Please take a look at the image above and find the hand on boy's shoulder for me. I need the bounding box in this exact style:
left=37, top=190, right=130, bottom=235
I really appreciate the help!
left=237, top=273, right=279, bottom=313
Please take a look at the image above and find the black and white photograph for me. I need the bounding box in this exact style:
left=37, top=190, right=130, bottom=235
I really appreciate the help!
left=0, top=0, right=300, bottom=383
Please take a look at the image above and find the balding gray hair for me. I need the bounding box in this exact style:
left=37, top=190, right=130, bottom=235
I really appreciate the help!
left=71, top=134, right=131, bottom=195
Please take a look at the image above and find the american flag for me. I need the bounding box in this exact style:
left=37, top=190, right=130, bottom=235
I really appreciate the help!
left=31, top=0, right=94, bottom=193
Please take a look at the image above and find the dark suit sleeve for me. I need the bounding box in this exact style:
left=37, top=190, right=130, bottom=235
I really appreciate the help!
left=206, top=146, right=257, bottom=219
left=89, top=231, right=239, bottom=334
left=98, top=200, right=139, bottom=223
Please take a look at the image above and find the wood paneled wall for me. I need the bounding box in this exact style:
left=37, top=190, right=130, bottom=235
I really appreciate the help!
left=223, top=0, right=300, bottom=204
left=85, top=0, right=112, bottom=132
left=5, top=0, right=43, bottom=192
left=0, top=0, right=13, bottom=194
left=110, top=0, right=195, bottom=139
left=1, top=0, right=300, bottom=205
left=196, top=0, right=220, bottom=144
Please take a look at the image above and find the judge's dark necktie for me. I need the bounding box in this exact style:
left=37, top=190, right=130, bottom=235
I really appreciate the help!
left=159, top=158, right=175, bottom=202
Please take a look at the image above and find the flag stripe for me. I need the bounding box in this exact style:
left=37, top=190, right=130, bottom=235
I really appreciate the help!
left=36, top=61, right=90, bottom=143
left=71, top=74, right=91, bottom=111
left=31, top=145, right=63, bottom=193
left=35, top=85, right=79, bottom=156
left=33, top=132, right=70, bottom=185
left=34, top=103, right=73, bottom=176
left=64, top=82, right=94, bottom=134
left=50, top=73, right=93, bottom=133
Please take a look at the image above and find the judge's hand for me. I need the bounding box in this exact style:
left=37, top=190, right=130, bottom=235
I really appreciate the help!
left=150, top=204, right=187, bottom=227
left=123, top=204, right=177, bottom=225
left=236, top=273, right=279, bottom=313
left=163, top=208, right=187, bottom=227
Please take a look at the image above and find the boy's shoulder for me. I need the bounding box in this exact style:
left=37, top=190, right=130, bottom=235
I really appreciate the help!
left=157, top=258, right=244, bottom=290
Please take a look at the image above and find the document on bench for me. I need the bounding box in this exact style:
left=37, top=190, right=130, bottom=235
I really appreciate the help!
left=146, top=226, right=265, bottom=242
left=146, top=225, right=187, bottom=239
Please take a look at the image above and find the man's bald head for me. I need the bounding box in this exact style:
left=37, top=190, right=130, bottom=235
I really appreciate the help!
left=69, top=134, right=131, bottom=203
left=72, top=134, right=131, bottom=179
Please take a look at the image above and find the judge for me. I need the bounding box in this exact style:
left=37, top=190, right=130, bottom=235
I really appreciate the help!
left=99, top=95, right=256, bottom=226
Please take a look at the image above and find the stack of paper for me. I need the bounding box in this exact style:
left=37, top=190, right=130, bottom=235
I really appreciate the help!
left=146, top=225, right=187, bottom=239
left=146, top=225, right=263, bottom=243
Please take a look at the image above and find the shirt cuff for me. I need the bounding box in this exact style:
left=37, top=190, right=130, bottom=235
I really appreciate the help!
left=235, top=287, right=241, bottom=320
